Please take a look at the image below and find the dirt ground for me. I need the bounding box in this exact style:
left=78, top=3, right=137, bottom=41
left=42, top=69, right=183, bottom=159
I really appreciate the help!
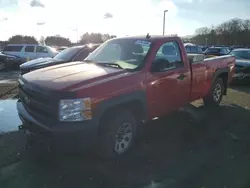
left=0, top=85, right=250, bottom=188
left=0, top=71, right=19, bottom=99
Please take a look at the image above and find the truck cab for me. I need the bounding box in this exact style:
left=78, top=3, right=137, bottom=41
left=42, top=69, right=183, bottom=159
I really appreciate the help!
left=17, top=35, right=235, bottom=158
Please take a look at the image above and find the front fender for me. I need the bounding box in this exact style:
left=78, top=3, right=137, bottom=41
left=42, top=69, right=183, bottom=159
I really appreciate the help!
left=93, top=90, right=147, bottom=123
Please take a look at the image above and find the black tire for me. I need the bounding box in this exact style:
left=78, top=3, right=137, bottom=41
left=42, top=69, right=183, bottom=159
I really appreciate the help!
left=97, top=108, right=137, bottom=158
left=0, top=61, right=5, bottom=71
left=1, top=61, right=12, bottom=71
left=203, top=78, right=224, bottom=107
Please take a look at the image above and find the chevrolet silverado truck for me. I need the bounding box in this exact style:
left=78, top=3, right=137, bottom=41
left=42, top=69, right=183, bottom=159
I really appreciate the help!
left=17, top=35, right=235, bottom=158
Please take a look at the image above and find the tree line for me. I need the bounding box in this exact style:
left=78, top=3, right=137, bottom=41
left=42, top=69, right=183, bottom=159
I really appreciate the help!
left=7, top=33, right=117, bottom=46
left=7, top=18, right=250, bottom=47
left=189, top=18, right=250, bottom=46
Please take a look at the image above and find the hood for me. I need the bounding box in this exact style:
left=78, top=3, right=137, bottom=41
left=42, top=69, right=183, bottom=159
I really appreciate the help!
left=20, top=57, right=58, bottom=69
left=0, top=52, right=19, bottom=58
left=22, top=61, right=127, bottom=91
left=235, top=59, right=250, bottom=67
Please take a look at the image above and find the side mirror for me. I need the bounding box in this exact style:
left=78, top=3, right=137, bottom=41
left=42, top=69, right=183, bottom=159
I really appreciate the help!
left=151, top=59, right=171, bottom=72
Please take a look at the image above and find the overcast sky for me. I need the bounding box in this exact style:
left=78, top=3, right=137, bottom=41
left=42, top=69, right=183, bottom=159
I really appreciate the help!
left=0, top=0, right=249, bottom=42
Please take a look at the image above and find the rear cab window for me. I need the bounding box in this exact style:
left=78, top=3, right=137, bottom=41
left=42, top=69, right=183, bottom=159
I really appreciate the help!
left=25, top=46, right=35, bottom=52
left=3, top=45, right=23, bottom=52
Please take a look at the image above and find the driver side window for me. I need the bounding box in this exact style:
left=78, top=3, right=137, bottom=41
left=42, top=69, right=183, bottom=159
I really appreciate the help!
left=153, top=41, right=183, bottom=71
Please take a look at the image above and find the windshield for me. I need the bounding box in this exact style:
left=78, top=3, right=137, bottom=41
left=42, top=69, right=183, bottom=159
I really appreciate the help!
left=54, top=47, right=82, bottom=61
left=205, top=48, right=220, bottom=53
left=229, top=50, right=250, bottom=59
left=85, top=38, right=152, bottom=70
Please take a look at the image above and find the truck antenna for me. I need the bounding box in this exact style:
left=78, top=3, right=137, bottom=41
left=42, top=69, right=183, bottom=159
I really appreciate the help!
left=146, top=33, right=151, bottom=39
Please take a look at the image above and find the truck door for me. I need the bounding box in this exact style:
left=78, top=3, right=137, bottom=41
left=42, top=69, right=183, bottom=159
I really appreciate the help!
left=147, top=40, right=191, bottom=118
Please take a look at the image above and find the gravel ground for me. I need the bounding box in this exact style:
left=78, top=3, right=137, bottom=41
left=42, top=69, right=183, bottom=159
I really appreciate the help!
left=0, top=85, right=250, bottom=188
left=0, top=71, right=19, bottom=99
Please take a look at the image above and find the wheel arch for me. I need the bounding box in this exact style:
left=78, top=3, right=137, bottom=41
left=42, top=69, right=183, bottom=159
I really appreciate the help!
left=94, top=91, right=148, bottom=127
left=213, top=67, right=229, bottom=95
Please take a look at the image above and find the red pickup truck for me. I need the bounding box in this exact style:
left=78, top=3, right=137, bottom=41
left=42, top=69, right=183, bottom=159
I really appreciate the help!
left=17, top=35, right=235, bottom=158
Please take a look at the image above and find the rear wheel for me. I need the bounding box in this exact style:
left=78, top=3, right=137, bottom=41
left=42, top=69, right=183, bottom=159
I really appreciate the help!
left=203, top=78, right=224, bottom=107
left=97, top=108, right=137, bottom=158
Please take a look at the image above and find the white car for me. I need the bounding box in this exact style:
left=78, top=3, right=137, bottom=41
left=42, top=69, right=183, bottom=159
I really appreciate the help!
left=2, top=44, right=58, bottom=61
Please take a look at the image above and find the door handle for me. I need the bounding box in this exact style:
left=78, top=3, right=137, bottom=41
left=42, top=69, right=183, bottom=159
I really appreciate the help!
left=177, top=74, right=187, bottom=80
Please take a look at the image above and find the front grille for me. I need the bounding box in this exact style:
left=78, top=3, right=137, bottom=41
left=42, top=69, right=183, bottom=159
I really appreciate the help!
left=19, top=83, right=58, bottom=123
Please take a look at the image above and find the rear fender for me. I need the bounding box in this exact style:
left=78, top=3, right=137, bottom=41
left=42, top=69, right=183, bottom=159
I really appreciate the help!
left=212, top=67, right=229, bottom=94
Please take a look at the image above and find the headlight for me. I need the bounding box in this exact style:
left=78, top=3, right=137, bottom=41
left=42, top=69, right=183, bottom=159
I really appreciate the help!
left=59, top=98, right=92, bottom=121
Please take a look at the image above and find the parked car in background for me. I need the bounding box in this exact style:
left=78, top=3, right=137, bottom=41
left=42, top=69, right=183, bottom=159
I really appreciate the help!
left=20, top=43, right=100, bottom=75
left=184, top=43, right=203, bottom=54
left=201, top=46, right=208, bottom=52
left=17, top=35, right=235, bottom=158
left=229, top=48, right=250, bottom=82
left=56, top=46, right=68, bottom=52
left=0, top=52, right=26, bottom=71
left=3, top=44, right=58, bottom=62
left=204, top=47, right=230, bottom=57
left=229, top=45, right=244, bottom=50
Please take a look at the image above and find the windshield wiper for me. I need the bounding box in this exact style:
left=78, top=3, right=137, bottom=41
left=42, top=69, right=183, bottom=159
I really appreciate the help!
left=84, top=60, right=123, bottom=69
left=100, top=62, right=123, bottom=69
left=84, top=59, right=95, bottom=63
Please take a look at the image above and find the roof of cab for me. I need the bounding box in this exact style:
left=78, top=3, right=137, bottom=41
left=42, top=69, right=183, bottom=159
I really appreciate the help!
left=110, top=35, right=180, bottom=42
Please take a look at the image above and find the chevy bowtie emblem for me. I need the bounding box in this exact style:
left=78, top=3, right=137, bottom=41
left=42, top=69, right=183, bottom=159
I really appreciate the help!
left=24, top=96, right=30, bottom=104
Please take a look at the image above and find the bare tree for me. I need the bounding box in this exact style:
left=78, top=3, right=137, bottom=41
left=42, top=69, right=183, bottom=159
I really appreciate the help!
left=191, top=18, right=250, bottom=46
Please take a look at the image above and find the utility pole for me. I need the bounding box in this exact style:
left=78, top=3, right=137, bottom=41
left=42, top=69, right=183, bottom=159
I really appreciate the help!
left=163, top=10, right=168, bottom=36
left=205, top=38, right=208, bottom=46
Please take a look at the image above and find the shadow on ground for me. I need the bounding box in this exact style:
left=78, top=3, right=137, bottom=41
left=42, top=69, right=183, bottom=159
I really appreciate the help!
left=1, top=103, right=250, bottom=188
left=230, top=85, right=250, bottom=94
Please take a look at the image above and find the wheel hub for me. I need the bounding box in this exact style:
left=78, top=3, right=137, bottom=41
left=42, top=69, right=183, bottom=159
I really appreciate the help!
left=115, top=122, right=133, bottom=154
left=213, top=83, right=222, bottom=102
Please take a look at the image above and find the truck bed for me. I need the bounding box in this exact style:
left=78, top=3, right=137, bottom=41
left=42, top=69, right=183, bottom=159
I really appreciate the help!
left=188, top=54, right=235, bottom=102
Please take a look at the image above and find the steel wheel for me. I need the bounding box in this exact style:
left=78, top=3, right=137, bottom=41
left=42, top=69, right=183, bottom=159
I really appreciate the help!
left=213, top=83, right=222, bottom=102
left=114, top=122, right=133, bottom=154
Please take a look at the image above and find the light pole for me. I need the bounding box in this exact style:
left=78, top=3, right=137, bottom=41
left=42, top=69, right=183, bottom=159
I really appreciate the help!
left=205, top=38, right=208, bottom=46
left=163, top=10, right=168, bottom=36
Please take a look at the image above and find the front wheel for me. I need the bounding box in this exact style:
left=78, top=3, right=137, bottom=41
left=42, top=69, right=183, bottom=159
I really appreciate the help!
left=97, top=108, right=137, bottom=158
left=0, top=62, right=5, bottom=71
left=203, top=78, right=224, bottom=107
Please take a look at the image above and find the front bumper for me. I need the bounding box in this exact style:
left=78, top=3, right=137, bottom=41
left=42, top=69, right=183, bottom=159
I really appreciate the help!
left=17, top=101, right=99, bottom=152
